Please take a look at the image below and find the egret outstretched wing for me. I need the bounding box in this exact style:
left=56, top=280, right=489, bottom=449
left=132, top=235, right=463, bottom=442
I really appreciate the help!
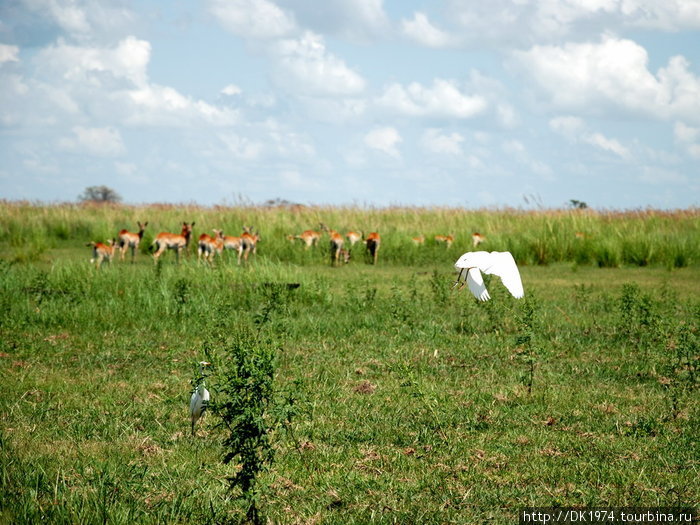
left=466, top=267, right=490, bottom=301
left=482, top=252, right=524, bottom=299
left=454, top=251, right=524, bottom=301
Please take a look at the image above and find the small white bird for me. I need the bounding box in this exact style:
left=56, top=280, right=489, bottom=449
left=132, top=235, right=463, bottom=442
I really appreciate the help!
left=189, top=361, right=211, bottom=436
left=453, top=251, right=524, bottom=301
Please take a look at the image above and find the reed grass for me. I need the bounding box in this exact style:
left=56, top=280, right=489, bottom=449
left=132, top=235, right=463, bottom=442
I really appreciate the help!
left=1, top=201, right=698, bottom=268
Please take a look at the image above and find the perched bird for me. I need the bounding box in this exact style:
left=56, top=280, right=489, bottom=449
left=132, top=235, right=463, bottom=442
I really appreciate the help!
left=453, top=251, right=524, bottom=301
left=189, top=361, right=211, bottom=436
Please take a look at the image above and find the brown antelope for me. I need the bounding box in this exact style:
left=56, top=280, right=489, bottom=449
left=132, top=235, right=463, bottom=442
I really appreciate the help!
left=411, top=234, right=425, bottom=246
left=329, top=229, right=345, bottom=266
left=198, top=229, right=224, bottom=264
left=151, top=222, right=195, bottom=264
left=339, top=248, right=351, bottom=264
left=222, top=233, right=244, bottom=264
left=346, top=231, right=362, bottom=247
left=240, top=226, right=260, bottom=263
left=117, top=221, right=148, bottom=263
left=294, top=229, right=321, bottom=248
left=574, top=232, right=587, bottom=240
left=86, top=239, right=117, bottom=268
left=364, top=232, right=381, bottom=264
left=472, top=232, right=486, bottom=248
left=435, top=234, right=454, bottom=248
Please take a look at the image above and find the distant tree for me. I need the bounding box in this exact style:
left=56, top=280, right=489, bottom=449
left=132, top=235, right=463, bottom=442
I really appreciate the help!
left=262, top=198, right=302, bottom=208
left=569, top=199, right=588, bottom=209
left=79, top=185, right=122, bottom=204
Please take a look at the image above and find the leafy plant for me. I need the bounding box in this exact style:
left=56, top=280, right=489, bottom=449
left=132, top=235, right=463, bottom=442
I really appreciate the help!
left=661, top=322, right=699, bottom=420
left=173, top=277, right=190, bottom=316
left=515, top=295, right=542, bottom=395
left=213, top=329, right=298, bottom=524
left=429, top=269, right=449, bottom=306
left=617, top=283, right=662, bottom=358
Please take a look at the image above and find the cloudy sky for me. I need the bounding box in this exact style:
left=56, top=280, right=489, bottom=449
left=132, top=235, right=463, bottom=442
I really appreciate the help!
left=1, top=0, right=699, bottom=208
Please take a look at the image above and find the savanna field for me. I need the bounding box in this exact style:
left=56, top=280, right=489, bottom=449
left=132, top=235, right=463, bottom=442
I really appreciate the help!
left=0, top=202, right=698, bottom=524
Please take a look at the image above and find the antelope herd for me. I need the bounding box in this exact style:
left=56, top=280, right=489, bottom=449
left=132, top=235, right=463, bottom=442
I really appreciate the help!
left=86, top=220, right=503, bottom=269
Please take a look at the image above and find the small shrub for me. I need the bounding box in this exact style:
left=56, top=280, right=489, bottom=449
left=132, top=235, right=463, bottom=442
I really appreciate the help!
left=662, top=323, right=699, bottom=420
left=617, top=283, right=662, bottom=357
left=430, top=269, right=449, bottom=306
left=514, top=295, right=542, bottom=395
left=172, top=278, right=190, bottom=316
left=213, top=329, right=298, bottom=524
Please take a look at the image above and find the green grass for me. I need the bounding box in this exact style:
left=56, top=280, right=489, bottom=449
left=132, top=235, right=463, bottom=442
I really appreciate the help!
left=0, top=205, right=698, bottom=523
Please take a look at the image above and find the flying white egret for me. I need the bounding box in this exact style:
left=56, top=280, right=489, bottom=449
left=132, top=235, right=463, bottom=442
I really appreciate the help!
left=453, top=251, right=524, bottom=301
left=189, top=361, right=211, bottom=436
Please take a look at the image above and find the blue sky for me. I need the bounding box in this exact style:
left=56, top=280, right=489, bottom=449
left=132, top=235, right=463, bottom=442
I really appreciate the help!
left=1, top=0, right=699, bottom=209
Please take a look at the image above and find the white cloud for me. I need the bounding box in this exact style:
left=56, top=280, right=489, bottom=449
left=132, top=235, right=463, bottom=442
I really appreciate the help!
left=674, top=122, right=699, bottom=143
left=115, top=162, right=136, bottom=175
left=447, top=0, right=700, bottom=46
left=0, top=74, right=29, bottom=125
left=21, top=0, right=136, bottom=41
left=550, top=116, right=631, bottom=159
left=220, top=133, right=263, bottom=160
left=271, top=31, right=366, bottom=95
left=31, top=37, right=237, bottom=126
left=401, top=12, right=456, bottom=48
left=515, top=36, right=700, bottom=123
left=297, top=97, right=367, bottom=123
left=0, top=44, right=20, bottom=63
left=39, top=36, right=150, bottom=87
left=615, top=0, right=700, bottom=31
left=208, top=0, right=297, bottom=39
left=503, top=139, right=554, bottom=179
left=549, top=116, right=586, bottom=138
left=58, top=126, right=126, bottom=156
left=272, top=131, right=316, bottom=159
left=364, top=126, right=402, bottom=158
left=639, top=166, right=688, bottom=184
left=421, top=128, right=464, bottom=155
left=125, top=85, right=236, bottom=126
left=212, top=2, right=368, bottom=98
left=496, top=103, right=518, bottom=128
left=282, top=0, right=390, bottom=41
left=674, top=122, right=700, bottom=159
left=221, top=84, right=242, bottom=96
left=280, top=170, right=302, bottom=187
left=377, top=78, right=487, bottom=119
left=585, top=132, right=631, bottom=159
left=48, top=2, right=91, bottom=34
left=346, top=0, right=389, bottom=32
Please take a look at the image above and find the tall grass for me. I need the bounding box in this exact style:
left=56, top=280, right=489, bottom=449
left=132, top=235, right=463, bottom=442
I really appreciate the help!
left=1, top=201, right=698, bottom=268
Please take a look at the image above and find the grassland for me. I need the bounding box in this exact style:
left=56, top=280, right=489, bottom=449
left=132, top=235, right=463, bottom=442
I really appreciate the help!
left=0, top=202, right=698, bottom=524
